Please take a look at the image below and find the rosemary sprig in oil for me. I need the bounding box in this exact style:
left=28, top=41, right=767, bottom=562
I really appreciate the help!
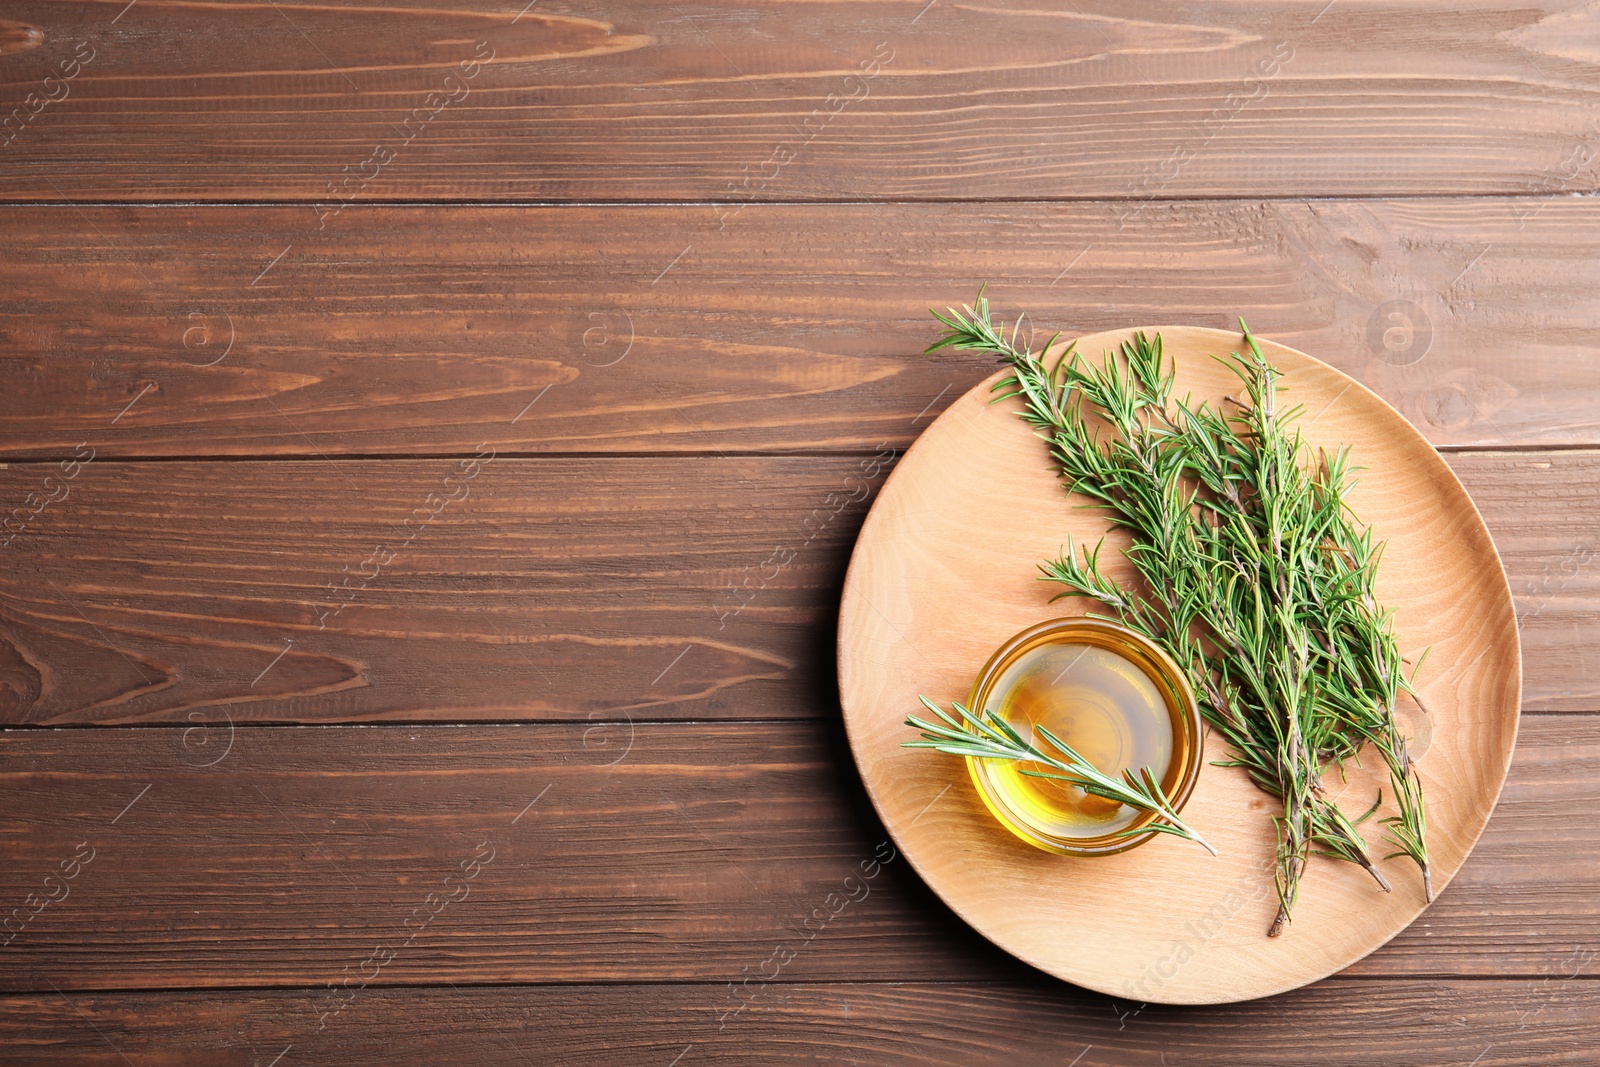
left=906, top=696, right=1217, bottom=854
left=917, top=290, right=1429, bottom=936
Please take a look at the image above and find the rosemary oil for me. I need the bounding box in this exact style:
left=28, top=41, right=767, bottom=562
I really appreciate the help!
left=965, top=619, right=1200, bottom=855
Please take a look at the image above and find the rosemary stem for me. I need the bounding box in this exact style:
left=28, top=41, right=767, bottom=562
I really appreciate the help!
left=918, top=290, right=1431, bottom=933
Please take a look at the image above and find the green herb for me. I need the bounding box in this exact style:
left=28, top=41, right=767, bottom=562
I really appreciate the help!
left=909, top=289, right=1429, bottom=936
left=906, top=695, right=1217, bottom=854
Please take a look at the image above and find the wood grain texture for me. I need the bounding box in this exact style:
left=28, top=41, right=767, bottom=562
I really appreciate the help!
left=0, top=0, right=1587, bottom=1046
left=0, top=980, right=1594, bottom=1066
left=839, top=328, right=1520, bottom=1002
left=5, top=1, right=1600, bottom=203
left=0, top=716, right=1595, bottom=992
left=0, top=451, right=1591, bottom=726
left=1456, top=450, right=1600, bottom=715
left=2, top=199, right=1600, bottom=456
left=0, top=456, right=858, bottom=726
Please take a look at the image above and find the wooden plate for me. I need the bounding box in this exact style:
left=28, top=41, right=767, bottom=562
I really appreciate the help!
left=838, top=326, right=1521, bottom=1005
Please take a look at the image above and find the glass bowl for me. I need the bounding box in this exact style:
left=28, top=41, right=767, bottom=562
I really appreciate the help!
left=964, top=617, right=1203, bottom=857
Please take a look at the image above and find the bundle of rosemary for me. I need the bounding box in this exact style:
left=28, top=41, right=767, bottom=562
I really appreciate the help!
left=906, top=291, right=1429, bottom=936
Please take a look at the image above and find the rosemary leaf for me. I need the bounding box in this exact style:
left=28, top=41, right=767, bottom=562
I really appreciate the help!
left=906, top=696, right=1216, bottom=855
left=906, top=289, right=1430, bottom=935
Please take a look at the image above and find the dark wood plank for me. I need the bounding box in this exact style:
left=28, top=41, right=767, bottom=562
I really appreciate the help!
left=1, top=450, right=1592, bottom=724
left=4, top=201, right=1599, bottom=455
left=0, top=456, right=863, bottom=725
left=0, top=451, right=1592, bottom=725
left=0, top=979, right=1593, bottom=1066
left=5, top=1, right=1600, bottom=203
left=0, top=716, right=1594, bottom=991
left=1454, top=450, right=1600, bottom=715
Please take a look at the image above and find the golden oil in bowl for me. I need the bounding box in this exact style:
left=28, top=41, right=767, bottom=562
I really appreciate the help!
left=965, top=618, right=1202, bottom=856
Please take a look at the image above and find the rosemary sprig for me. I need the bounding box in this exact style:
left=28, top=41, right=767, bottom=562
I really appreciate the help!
left=916, top=289, right=1429, bottom=936
left=906, top=696, right=1216, bottom=855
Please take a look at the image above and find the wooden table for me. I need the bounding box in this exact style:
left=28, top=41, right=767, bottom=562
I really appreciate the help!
left=1, top=2, right=1596, bottom=1063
